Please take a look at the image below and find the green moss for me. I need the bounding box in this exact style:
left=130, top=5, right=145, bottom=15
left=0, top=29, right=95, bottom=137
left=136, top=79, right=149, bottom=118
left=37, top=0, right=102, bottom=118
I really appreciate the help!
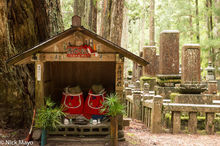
left=157, top=75, right=181, bottom=80
left=140, top=76, right=156, bottom=90
left=140, top=76, right=156, bottom=81
left=170, top=93, right=179, bottom=103
left=156, top=78, right=181, bottom=83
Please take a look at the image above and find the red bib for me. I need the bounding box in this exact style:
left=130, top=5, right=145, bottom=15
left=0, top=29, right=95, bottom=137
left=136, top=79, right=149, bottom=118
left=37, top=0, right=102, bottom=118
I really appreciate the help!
left=61, top=92, right=84, bottom=114
left=83, top=90, right=106, bottom=119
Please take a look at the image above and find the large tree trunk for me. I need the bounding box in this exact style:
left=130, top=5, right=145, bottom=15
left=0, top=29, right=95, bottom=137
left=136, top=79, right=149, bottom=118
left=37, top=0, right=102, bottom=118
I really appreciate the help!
left=0, top=0, right=11, bottom=105
left=206, top=0, right=215, bottom=63
left=0, top=0, right=63, bottom=128
left=140, top=0, right=146, bottom=50
left=149, top=0, right=155, bottom=46
left=206, top=0, right=214, bottom=39
left=121, top=4, right=128, bottom=49
left=44, top=0, right=64, bottom=36
left=110, top=0, right=124, bottom=45
left=100, top=0, right=112, bottom=39
left=196, top=0, right=200, bottom=42
left=214, top=0, right=220, bottom=38
left=73, top=0, right=97, bottom=32
left=188, top=0, right=193, bottom=41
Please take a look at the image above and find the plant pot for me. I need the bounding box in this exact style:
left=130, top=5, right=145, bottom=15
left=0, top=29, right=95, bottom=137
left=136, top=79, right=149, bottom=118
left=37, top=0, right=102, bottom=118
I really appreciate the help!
left=41, top=129, right=47, bottom=146
left=110, top=116, right=118, bottom=146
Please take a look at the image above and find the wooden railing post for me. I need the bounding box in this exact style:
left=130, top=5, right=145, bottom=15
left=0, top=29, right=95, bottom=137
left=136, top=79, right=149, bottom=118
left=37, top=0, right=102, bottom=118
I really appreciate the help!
left=188, top=112, right=197, bottom=134
left=151, top=95, right=163, bottom=133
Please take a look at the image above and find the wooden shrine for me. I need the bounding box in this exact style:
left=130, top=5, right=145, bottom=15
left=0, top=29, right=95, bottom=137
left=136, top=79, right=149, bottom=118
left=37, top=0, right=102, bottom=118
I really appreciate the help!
left=7, top=15, right=148, bottom=110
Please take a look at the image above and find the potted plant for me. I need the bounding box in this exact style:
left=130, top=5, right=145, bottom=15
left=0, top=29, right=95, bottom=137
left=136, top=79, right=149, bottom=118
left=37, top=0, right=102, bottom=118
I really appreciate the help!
left=35, top=98, right=65, bottom=146
left=101, top=94, right=125, bottom=146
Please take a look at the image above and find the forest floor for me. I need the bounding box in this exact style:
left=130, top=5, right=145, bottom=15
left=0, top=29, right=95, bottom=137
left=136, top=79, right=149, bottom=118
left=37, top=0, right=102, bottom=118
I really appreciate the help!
left=1, top=120, right=220, bottom=146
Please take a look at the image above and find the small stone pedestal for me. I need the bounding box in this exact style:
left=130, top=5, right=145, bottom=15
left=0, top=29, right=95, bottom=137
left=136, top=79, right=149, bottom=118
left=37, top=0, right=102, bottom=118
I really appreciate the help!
left=141, top=78, right=156, bottom=91
left=208, top=81, right=218, bottom=94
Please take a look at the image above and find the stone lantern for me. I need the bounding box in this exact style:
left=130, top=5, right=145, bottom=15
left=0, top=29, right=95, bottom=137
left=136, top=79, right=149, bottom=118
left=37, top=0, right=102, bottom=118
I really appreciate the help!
left=205, top=61, right=217, bottom=94
left=205, top=61, right=215, bottom=81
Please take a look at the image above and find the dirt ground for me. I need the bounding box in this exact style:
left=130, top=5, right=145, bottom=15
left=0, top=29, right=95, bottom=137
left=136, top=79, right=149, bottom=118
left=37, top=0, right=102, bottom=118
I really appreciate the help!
left=122, top=120, right=220, bottom=146
left=1, top=120, right=220, bottom=146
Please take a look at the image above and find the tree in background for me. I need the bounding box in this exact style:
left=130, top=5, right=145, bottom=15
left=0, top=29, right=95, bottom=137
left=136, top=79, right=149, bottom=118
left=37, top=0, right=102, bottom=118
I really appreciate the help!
left=196, top=0, right=200, bottom=42
left=149, top=0, right=155, bottom=46
left=72, top=0, right=97, bottom=32
left=100, top=0, right=112, bottom=40
left=0, top=0, right=63, bottom=128
left=110, top=0, right=125, bottom=45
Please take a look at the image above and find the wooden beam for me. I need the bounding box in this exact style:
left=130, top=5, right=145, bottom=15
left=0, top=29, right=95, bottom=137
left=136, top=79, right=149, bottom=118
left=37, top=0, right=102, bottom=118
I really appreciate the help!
left=38, top=53, right=116, bottom=62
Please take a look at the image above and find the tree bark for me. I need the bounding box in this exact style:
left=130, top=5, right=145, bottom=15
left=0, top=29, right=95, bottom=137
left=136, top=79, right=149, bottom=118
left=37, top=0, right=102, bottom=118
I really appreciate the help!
left=196, top=0, right=200, bottom=42
left=73, top=0, right=97, bottom=32
left=0, top=0, right=11, bottom=104
left=189, top=0, right=193, bottom=41
left=214, top=0, right=220, bottom=38
left=149, top=0, right=155, bottom=46
left=100, top=0, right=112, bottom=39
left=206, top=0, right=214, bottom=39
left=0, top=0, right=63, bottom=128
left=110, top=0, right=124, bottom=45
left=206, top=0, right=215, bottom=63
left=140, top=0, right=146, bottom=50
left=44, top=0, right=64, bottom=36
left=121, top=2, right=128, bottom=48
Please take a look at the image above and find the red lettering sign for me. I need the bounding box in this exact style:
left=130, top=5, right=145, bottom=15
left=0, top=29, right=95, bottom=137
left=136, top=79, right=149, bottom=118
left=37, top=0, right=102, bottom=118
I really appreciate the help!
left=66, top=45, right=94, bottom=57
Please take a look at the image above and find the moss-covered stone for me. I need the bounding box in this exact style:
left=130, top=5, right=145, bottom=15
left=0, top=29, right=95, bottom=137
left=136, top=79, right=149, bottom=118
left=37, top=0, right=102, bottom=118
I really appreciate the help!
left=140, top=76, right=156, bottom=91
left=170, top=93, right=179, bottom=103
left=156, top=78, right=181, bottom=87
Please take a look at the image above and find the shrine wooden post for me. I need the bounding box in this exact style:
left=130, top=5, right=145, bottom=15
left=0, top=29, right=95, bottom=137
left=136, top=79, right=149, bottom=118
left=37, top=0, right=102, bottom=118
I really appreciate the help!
left=35, top=54, right=45, bottom=109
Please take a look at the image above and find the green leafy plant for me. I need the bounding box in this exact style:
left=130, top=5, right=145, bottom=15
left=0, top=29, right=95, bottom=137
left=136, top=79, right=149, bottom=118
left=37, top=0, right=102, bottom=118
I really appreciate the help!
left=101, top=93, right=125, bottom=117
left=35, top=98, right=65, bottom=130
